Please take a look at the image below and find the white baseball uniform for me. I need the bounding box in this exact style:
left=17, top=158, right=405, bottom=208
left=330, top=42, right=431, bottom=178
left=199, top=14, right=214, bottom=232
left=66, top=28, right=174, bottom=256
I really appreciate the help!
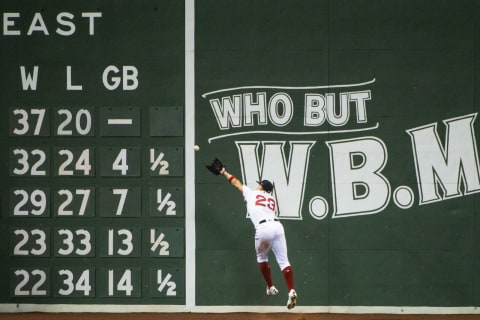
left=242, top=185, right=291, bottom=270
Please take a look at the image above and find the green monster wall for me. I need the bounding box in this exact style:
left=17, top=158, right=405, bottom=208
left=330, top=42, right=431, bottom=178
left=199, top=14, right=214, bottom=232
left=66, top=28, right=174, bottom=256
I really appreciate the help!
left=1, top=0, right=480, bottom=313
left=195, top=0, right=480, bottom=309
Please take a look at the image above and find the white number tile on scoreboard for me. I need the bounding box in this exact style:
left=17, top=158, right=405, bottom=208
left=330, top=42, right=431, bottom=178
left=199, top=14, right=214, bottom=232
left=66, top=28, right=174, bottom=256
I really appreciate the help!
left=53, top=188, right=95, bottom=217
left=99, top=228, right=141, bottom=257
left=149, top=228, right=185, bottom=258
left=9, top=147, right=50, bottom=176
left=9, top=188, right=50, bottom=217
left=10, top=108, right=50, bottom=136
left=10, top=268, right=50, bottom=297
left=149, top=187, right=184, bottom=217
left=53, top=227, right=95, bottom=257
left=99, top=187, right=141, bottom=217
left=99, top=268, right=142, bottom=297
left=53, top=148, right=94, bottom=176
left=10, top=227, right=50, bottom=257
left=53, top=268, right=95, bottom=297
left=149, top=266, right=184, bottom=297
left=54, top=108, right=95, bottom=136
left=99, top=107, right=140, bottom=137
left=99, top=147, right=142, bottom=177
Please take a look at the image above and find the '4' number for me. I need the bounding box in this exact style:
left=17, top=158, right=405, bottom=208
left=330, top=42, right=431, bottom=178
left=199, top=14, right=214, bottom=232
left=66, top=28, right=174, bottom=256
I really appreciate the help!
left=113, top=149, right=128, bottom=175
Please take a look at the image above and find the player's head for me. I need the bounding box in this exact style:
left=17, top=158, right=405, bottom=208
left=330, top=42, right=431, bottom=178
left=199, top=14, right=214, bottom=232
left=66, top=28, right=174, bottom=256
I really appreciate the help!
left=257, top=179, right=273, bottom=193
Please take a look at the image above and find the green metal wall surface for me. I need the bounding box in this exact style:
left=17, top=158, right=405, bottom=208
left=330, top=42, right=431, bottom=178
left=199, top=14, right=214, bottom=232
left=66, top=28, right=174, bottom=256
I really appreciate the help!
left=195, top=0, right=480, bottom=308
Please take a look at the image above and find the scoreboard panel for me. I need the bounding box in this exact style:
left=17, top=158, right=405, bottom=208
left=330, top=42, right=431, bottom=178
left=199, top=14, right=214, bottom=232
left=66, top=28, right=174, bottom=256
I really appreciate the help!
left=3, top=106, right=186, bottom=304
left=0, top=0, right=186, bottom=307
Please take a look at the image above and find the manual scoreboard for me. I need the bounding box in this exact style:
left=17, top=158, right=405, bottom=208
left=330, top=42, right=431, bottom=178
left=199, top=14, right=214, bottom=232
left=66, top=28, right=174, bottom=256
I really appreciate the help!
left=2, top=105, right=185, bottom=304
left=0, top=1, right=186, bottom=306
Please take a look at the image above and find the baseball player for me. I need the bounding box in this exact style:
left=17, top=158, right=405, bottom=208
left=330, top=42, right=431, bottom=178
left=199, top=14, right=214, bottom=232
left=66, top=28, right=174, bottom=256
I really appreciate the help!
left=207, top=158, right=297, bottom=309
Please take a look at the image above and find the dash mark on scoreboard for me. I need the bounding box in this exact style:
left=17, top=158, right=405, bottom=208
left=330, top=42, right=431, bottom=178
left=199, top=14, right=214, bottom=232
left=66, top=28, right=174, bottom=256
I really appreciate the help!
left=107, top=118, right=133, bottom=125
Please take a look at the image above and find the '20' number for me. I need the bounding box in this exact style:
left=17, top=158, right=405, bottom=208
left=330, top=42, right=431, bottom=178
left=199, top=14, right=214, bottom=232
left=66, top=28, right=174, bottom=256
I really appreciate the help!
left=255, top=194, right=276, bottom=211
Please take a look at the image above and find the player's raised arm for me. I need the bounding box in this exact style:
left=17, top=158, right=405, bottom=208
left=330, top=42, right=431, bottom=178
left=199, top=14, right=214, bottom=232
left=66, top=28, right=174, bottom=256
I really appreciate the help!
left=220, top=168, right=243, bottom=192
left=206, top=157, right=243, bottom=192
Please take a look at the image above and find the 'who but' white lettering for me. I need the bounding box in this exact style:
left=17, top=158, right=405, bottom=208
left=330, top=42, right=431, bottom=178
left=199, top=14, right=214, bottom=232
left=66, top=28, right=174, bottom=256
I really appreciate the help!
left=407, top=113, right=480, bottom=205
left=210, top=93, right=294, bottom=129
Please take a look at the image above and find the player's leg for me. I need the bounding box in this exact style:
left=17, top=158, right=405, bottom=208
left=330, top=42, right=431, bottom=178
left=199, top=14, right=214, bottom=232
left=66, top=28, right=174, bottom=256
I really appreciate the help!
left=259, top=262, right=279, bottom=295
left=271, top=224, right=297, bottom=308
left=271, top=236, right=294, bottom=290
left=255, top=226, right=277, bottom=295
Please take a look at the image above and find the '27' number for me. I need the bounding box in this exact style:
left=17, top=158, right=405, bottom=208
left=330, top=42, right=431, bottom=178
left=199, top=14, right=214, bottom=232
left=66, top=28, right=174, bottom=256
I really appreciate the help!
left=255, top=194, right=275, bottom=211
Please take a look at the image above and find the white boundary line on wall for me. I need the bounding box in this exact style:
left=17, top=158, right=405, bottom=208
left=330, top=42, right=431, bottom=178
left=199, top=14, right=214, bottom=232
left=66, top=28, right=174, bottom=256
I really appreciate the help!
left=185, top=0, right=196, bottom=311
left=1, top=304, right=480, bottom=314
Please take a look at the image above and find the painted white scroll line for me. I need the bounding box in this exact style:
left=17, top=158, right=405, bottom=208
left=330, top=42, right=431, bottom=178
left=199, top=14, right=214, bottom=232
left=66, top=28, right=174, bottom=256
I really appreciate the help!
left=207, top=123, right=380, bottom=143
left=201, top=78, right=376, bottom=98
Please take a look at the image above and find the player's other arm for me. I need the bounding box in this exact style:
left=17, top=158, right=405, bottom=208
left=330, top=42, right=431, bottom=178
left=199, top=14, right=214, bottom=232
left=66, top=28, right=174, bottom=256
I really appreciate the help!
left=220, top=168, right=243, bottom=192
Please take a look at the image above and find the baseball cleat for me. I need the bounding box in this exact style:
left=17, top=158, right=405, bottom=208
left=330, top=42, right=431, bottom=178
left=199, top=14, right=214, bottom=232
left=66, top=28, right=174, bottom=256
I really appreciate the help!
left=266, top=285, right=279, bottom=296
left=287, top=289, right=297, bottom=309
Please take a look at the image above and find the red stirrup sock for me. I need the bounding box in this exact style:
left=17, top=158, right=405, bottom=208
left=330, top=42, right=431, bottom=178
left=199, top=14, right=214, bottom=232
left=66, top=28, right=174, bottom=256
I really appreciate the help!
left=258, top=262, right=273, bottom=288
left=282, top=266, right=294, bottom=291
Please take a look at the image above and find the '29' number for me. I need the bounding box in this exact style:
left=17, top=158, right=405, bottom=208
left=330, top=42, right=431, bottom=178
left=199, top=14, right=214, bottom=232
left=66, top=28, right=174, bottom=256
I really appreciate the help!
left=255, top=194, right=276, bottom=211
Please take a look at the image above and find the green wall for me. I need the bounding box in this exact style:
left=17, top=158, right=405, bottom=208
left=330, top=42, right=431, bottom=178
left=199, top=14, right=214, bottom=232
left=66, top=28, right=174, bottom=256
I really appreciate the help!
left=195, top=0, right=480, bottom=307
left=2, top=0, right=480, bottom=312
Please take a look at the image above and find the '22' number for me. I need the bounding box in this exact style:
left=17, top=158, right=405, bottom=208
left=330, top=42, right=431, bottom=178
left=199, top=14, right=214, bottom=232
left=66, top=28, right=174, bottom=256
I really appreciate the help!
left=255, top=195, right=276, bottom=211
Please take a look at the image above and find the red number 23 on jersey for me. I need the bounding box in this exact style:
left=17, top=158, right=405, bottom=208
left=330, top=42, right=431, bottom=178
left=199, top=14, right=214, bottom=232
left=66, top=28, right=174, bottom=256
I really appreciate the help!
left=255, top=194, right=276, bottom=211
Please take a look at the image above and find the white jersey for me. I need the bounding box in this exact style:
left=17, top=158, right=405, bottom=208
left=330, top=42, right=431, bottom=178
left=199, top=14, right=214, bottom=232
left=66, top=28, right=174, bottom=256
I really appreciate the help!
left=242, top=185, right=277, bottom=226
left=242, top=185, right=290, bottom=271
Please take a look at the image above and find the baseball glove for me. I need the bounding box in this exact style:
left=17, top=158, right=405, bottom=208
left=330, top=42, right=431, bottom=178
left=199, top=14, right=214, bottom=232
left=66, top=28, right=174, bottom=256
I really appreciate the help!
left=206, top=158, right=225, bottom=175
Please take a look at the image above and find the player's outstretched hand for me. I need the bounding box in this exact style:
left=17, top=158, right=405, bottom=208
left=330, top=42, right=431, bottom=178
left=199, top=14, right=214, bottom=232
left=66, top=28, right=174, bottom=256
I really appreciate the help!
left=206, top=158, right=225, bottom=175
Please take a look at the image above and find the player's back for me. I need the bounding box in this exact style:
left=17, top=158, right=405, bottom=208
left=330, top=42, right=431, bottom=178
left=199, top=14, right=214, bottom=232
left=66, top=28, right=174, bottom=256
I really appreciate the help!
left=243, top=186, right=276, bottom=226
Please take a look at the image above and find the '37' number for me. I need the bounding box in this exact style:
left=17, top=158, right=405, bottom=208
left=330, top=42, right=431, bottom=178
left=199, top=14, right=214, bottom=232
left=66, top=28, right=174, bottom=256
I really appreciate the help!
left=255, top=194, right=276, bottom=212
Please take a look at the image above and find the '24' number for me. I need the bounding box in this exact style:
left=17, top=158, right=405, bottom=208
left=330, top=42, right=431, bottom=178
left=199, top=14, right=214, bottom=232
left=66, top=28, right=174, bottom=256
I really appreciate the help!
left=255, top=194, right=276, bottom=211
